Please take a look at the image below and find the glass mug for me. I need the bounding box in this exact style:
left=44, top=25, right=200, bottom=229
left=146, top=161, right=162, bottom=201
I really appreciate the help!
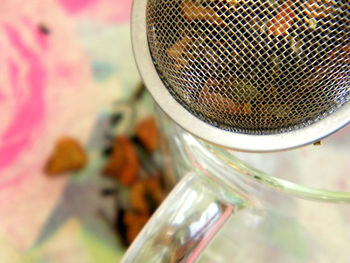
left=121, top=107, right=350, bottom=263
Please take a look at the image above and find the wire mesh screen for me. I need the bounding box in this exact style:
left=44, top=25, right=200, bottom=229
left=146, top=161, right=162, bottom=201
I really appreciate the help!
left=146, top=0, right=349, bottom=134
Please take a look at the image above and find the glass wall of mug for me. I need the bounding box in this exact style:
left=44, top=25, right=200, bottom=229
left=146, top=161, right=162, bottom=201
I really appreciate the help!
left=121, top=107, right=350, bottom=263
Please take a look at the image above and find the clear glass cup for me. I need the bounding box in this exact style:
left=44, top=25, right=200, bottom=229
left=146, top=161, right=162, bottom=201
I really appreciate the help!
left=121, top=107, right=350, bottom=263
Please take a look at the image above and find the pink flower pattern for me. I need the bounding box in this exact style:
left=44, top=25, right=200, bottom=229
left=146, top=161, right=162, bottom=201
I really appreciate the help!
left=0, top=22, right=47, bottom=172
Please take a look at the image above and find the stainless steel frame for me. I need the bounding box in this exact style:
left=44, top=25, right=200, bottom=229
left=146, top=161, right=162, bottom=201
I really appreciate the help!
left=131, top=0, right=350, bottom=152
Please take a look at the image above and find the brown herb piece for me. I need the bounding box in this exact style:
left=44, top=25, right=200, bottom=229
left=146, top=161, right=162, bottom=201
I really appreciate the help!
left=167, top=35, right=192, bottom=69
left=123, top=211, right=150, bottom=244
left=181, top=0, right=224, bottom=25
left=103, top=136, right=140, bottom=186
left=199, top=82, right=252, bottom=115
left=45, top=137, right=87, bottom=175
left=135, top=116, right=159, bottom=153
left=304, top=0, right=333, bottom=19
left=130, top=181, right=149, bottom=213
left=38, top=24, right=50, bottom=35
left=131, top=176, right=166, bottom=213
left=268, top=1, right=296, bottom=36
left=145, top=176, right=166, bottom=205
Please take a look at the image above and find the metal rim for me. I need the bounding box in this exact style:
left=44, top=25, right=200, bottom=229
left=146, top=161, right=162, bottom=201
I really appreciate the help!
left=131, top=0, right=350, bottom=152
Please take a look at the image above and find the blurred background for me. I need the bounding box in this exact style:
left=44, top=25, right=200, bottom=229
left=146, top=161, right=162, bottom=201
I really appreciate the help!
left=0, top=0, right=165, bottom=262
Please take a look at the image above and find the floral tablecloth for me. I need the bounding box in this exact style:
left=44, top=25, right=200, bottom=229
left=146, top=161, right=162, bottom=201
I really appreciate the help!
left=1, top=1, right=350, bottom=263
left=0, top=0, right=141, bottom=262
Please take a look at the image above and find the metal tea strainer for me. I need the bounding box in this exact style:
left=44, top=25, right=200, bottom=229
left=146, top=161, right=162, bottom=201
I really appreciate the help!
left=132, top=0, right=350, bottom=152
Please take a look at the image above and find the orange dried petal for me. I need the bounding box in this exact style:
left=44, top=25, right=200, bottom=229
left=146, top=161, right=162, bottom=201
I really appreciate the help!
left=268, top=2, right=295, bottom=36
left=135, top=117, right=159, bottom=153
left=124, top=211, right=149, bottom=226
left=145, top=177, right=166, bottom=204
left=103, top=136, right=140, bottom=185
left=182, top=0, right=224, bottom=25
left=45, top=137, right=87, bottom=175
left=123, top=212, right=150, bottom=244
left=130, top=181, right=149, bottom=213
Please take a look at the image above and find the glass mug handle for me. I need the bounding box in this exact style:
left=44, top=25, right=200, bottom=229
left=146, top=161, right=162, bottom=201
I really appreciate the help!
left=120, top=171, right=248, bottom=263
